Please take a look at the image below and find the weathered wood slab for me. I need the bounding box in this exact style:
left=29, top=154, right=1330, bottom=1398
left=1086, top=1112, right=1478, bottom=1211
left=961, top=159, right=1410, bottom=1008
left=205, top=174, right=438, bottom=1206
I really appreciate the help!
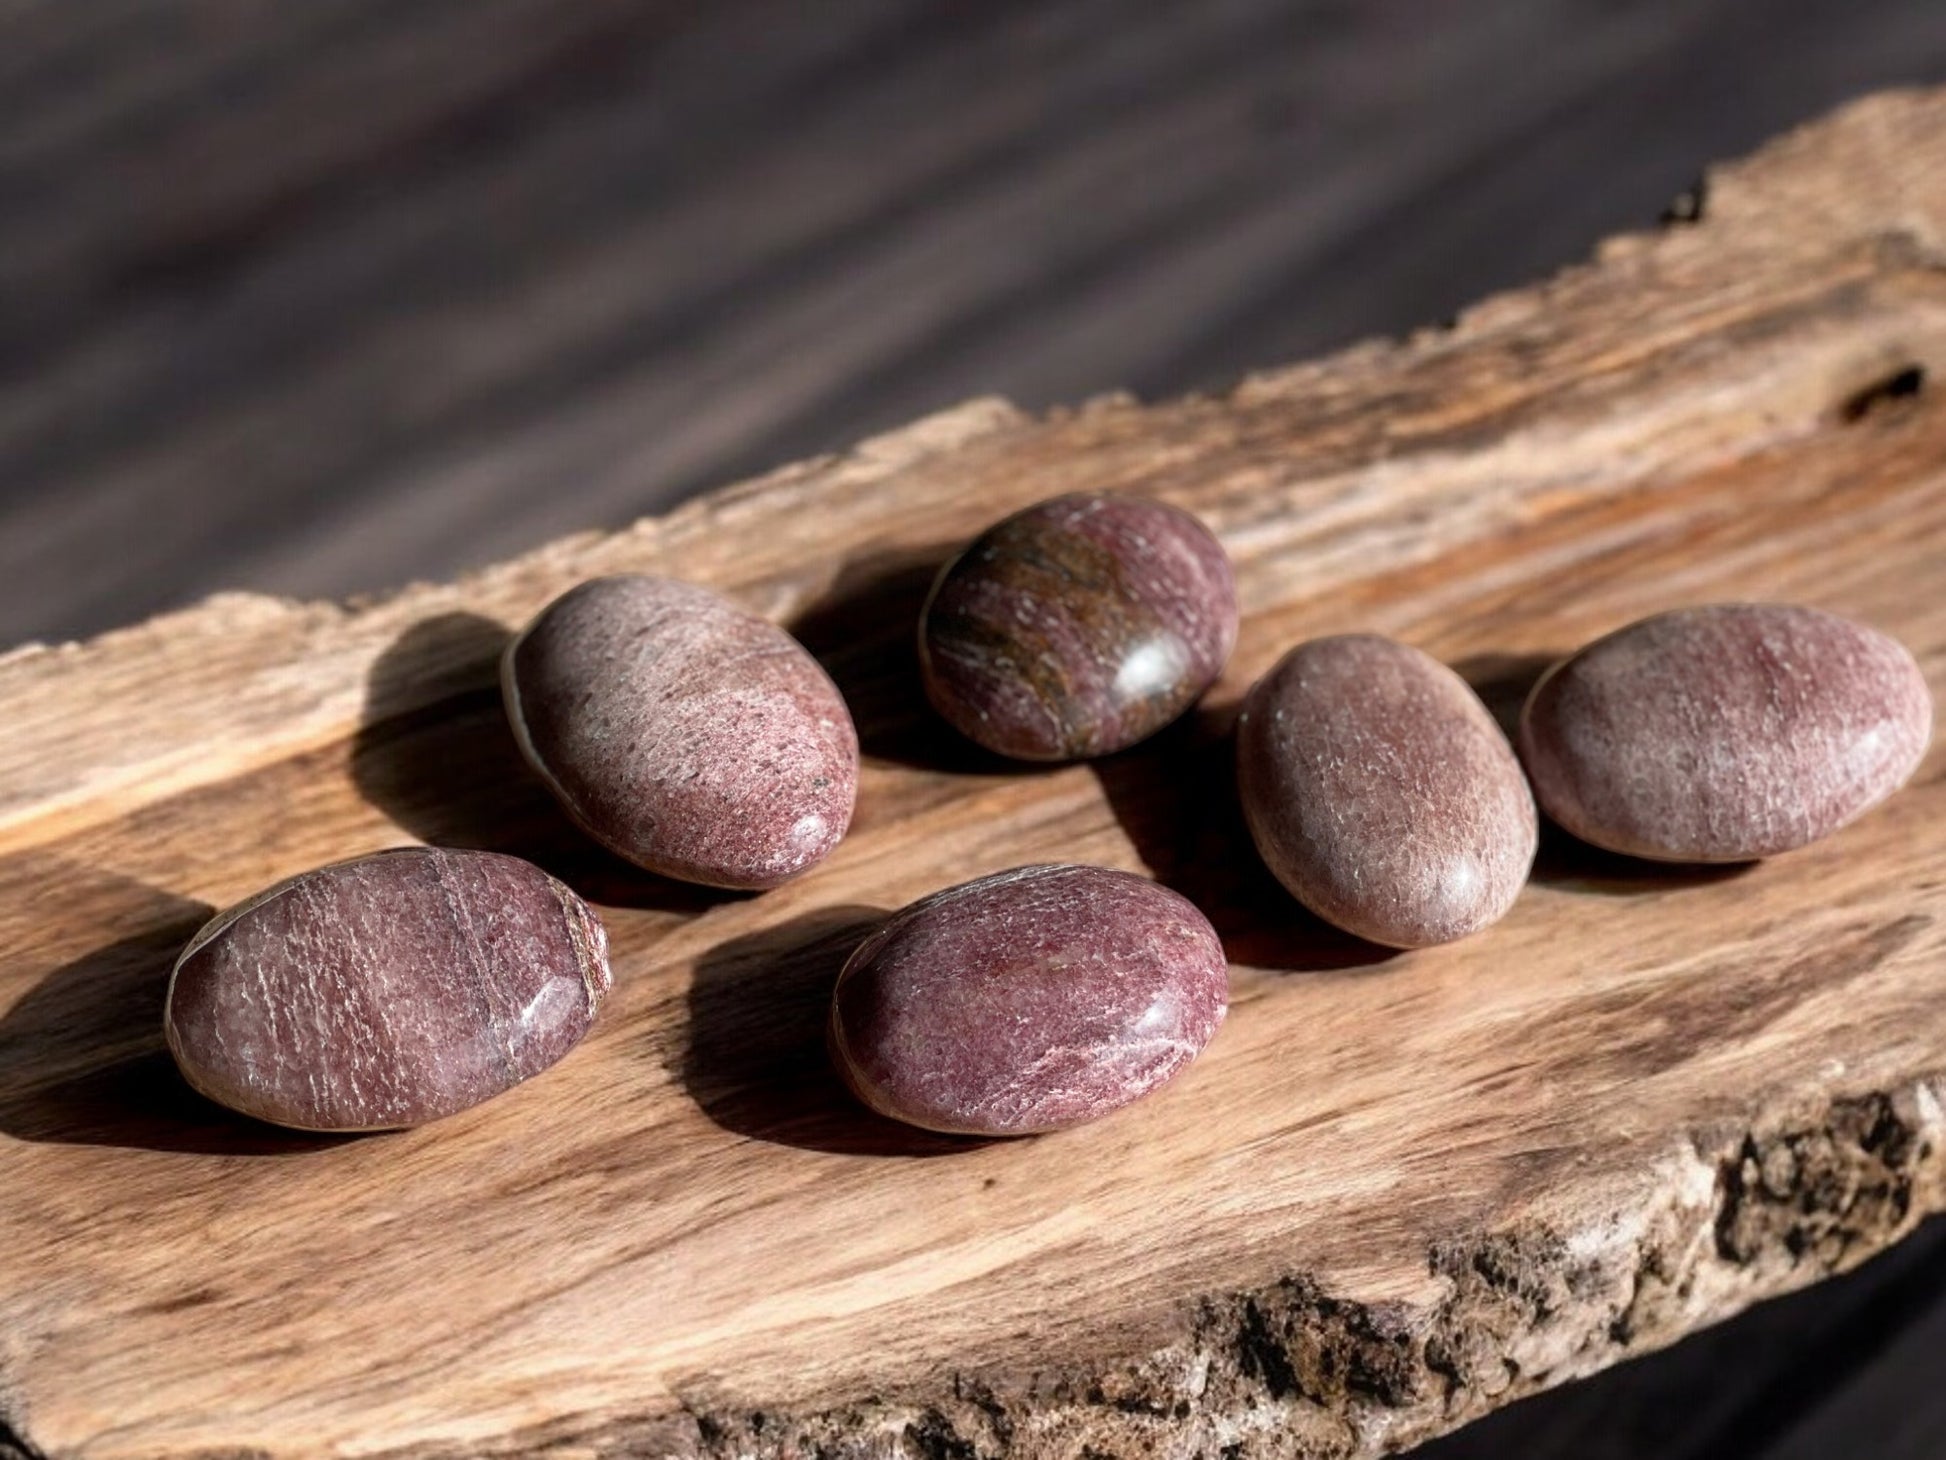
left=2, top=89, right=1945, bottom=1460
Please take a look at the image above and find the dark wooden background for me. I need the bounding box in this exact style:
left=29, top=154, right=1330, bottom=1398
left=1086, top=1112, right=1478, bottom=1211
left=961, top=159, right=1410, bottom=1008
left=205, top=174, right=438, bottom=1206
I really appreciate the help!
left=7, top=2, right=1946, bottom=1454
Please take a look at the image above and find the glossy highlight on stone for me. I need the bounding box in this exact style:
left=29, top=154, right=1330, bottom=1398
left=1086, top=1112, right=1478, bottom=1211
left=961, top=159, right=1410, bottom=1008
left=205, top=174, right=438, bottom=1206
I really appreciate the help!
left=1518, top=603, right=1933, bottom=862
left=1237, top=635, right=1538, bottom=948
left=504, top=574, right=859, bottom=889
left=919, top=493, right=1238, bottom=761
left=830, top=864, right=1229, bottom=1136
left=166, top=847, right=611, bottom=1131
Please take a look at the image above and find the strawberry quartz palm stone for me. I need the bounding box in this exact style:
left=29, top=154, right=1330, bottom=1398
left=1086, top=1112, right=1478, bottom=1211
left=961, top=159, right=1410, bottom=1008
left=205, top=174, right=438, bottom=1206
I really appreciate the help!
left=166, top=847, right=611, bottom=1131
left=503, top=574, right=859, bottom=890
left=830, top=864, right=1229, bottom=1136
left=1519, top=604, right=1932, bottom=861
left=919, top=493, right=1238, bottom=761
left=1237, top=634, right=1537, bottom=948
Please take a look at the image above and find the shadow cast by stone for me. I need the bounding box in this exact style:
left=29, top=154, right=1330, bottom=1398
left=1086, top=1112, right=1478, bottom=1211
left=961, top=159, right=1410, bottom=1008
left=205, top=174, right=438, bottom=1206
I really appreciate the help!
left=350, top=612, right=736, bottom=913
left=1451, top=650, right=1560, bottom=742
left=0, top=889, right=347, bottom=1153
left=676, top=905, right=978, bottom=1156
left=1451, top=650, right=1758, bottom=895
left=1530, top=825, right=1758, bottom=894
left=789, top=544, right=1034, bottom=776
left=1092, top=706, right=1400, bottom=974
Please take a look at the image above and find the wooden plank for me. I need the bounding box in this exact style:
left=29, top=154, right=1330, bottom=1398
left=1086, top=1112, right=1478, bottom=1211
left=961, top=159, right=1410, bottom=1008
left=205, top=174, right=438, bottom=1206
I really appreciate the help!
left=2, top=89, right=1946, bottom=1460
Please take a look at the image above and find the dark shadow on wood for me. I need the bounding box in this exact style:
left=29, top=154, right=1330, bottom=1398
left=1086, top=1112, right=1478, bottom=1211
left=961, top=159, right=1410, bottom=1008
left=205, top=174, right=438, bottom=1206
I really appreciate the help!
left=1451, top=650, right=1759, bottom=897
left=675, top=903, right=978, bottom=1157
left=350, top=611, right=736, bottom=913
left=1451, top=650, right=1560, bottom=742
left=1530, top=824, right=1759, bottom=895
left=788, top=543, right=1034, bottom=776
left=1091, top=703, right=1401, bottom=974
left=0, top=886, right=347, bottom=1153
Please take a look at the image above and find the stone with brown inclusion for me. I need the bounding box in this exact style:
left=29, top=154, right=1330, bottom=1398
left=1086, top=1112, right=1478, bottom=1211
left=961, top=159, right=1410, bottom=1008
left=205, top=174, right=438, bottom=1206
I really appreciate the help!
left=504, top=574, right=859, bottom=889
left=829, top=864, right=1229, bottom=1136
left=919, top=493, right=1238, bottom=760
left=1237, top=635, right=1538, bottom=948
left=166, top=847, right=611, bottom=1131
left=1519, top=603, right=1933, bottom=861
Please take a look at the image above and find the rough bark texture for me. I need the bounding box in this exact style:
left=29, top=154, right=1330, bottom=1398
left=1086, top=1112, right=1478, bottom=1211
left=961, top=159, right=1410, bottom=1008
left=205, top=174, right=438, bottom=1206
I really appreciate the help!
left=1, top=90, right=1945, bottom=1460
left=647, top=1087, right=1946, bottom=1460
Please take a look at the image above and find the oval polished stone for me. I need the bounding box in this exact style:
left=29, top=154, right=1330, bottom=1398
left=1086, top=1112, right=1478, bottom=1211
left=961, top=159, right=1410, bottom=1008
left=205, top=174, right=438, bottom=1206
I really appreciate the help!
left=504, top=574, right=859, bottom=889
left=830, top=864, right=1228, bottom=1135
left=166, top=848, right=611, bottom=1131
left=1237, top=635, right=1538, bottom=948
left=919, top=493, right=1238, bottom=761
left=1518, top=603, right=1933, bottom=862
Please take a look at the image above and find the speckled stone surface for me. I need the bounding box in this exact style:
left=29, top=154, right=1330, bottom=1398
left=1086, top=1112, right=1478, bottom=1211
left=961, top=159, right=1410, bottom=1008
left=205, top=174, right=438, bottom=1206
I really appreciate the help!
left=166, top=847, right=610, bottom=1131
left=1519, top=603, right=1934, bottom=862
left=1236, top=635, right=1538, bottom=948
left=829, top=864, right=1228, bottom=1136
left=919, top=493, right=1238, bottom=761
left=504, top=574, right=858, bottom=889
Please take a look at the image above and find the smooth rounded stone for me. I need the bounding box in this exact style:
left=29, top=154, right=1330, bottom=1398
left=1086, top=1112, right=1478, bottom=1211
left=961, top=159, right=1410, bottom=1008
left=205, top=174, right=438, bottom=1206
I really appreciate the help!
left=1518, top=603, right=1933, bottom=862
left=829, top=864, right=1228, bottom=1136
left=1237, top=635, right=1538, bottom=948
left=504, top=574, right=859, bottom=889
left=919, top=493, right=1238, bottom=761
left=166, top=848, right=611, bottom=1131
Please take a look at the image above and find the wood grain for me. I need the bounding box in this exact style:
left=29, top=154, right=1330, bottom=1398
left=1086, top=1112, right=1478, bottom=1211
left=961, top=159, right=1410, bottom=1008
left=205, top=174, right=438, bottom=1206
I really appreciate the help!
left=3, top=89, right=1946, bottom=1460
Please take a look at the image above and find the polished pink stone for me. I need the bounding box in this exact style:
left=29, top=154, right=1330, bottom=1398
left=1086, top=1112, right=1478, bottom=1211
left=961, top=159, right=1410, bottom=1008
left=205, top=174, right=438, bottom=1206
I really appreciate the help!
left=920, top=493, right=1238, bottom=761
left=1519, top=604, right=1933, bottom=861
left=166, top=847, right=611, bottom=1131
left=504, top=574, right=859, bottom=889
left=1237, top=635, right=1537, bottom=948
left=829, top=864, right=1228, bottom=1136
